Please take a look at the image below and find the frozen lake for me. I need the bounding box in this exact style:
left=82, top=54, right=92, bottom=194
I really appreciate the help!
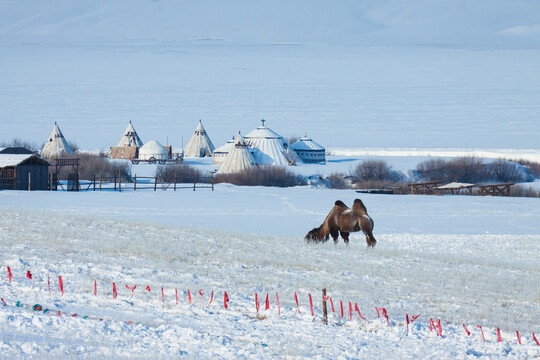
left=1, top=43, right=539, bottom=151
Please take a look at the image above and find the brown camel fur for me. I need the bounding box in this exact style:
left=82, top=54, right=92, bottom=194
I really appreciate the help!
left=304, top=199, right=377, bottom=247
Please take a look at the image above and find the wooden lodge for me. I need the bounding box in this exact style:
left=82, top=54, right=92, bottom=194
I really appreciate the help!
left=0, top=147, right=51, bottom=190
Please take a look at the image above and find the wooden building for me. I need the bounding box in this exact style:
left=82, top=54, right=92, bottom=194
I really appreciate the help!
left=0, top=147, right=51, bottom=190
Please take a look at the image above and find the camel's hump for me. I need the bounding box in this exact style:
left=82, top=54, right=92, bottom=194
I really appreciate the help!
left=334, top=200, right=347, bottom=208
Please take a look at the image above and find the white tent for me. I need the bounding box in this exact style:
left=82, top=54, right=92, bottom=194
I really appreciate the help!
left=290, top=135, right=326, bottom=163
left=117, top=121, right=143, bottom=147
left=41, top=122, right=74, bottom=158
left=139, top=140, right=168, bottom=162
left=218, top=133, right=257, bottom=173
left=212, top=136, right=236, bottom=165
left=184, top=120, right=215, bottom=157
left=244, top=120, right=300, bottom=166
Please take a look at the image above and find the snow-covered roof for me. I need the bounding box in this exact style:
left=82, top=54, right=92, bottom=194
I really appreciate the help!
left=41, top=122, right=74, bottom=158
left=291, top=136, right=325, bottom=151
left=184, top=120, right=215, bottom=157
left=0, top=153, right=51, bottom=168
left=214, top=137, right=235, bottom=154
left=117, top=121, right=143, bottom=147
left=218, top=134, right=257, bottom=173
left=244, top=120, right=299, bottom=166
left=139, top=140, right=167, bottom=160
left=437, top=182, right=475, bottom=189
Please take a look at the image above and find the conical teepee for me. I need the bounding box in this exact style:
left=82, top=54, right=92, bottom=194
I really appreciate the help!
left=184, top=120, right=215, bottom=157
left=117, top=121, right=143, bottom=147
left=218, top=133, right=257, bottom=173
left=41, top=122, right=74, bottom=158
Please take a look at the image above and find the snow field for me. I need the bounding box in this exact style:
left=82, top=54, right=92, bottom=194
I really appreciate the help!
left=1, top=199, right=539, bottom=358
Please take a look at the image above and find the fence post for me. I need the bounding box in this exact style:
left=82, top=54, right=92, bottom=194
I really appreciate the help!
left=28, top=172, right=31, bottom=191
left=211, top=172, right=214, bottom=191
left=93, top=175, right=96, bottom=191
left=322, top=288, right=328, bottom=325
left=114, top=173, right=117, bottom=191
left=50, top=172, right=53, bottom=191
left=99, top=171, right=102, bottom=191
left=118, top=169, right=121, bottom=192
left=154, top=175, right=157, bottom=191
left=193, top=174, right=196, bottom=191
left=174, top=173, right=177, bottom=191
left=134, top=174, right=136, bottom=191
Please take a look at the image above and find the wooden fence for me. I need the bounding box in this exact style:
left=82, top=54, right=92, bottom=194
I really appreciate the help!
left=54, top=171, right=214, bottom=192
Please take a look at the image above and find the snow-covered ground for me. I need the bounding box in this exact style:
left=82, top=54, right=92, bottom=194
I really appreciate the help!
left=1, top=187, right=539, bottom=358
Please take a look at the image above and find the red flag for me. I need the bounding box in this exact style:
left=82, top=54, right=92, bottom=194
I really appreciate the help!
left=224, top=291, right=229, bottom=309
left=126, top=284, right=136, bottom=296
left=348, top=301, right=352, bottom=320
left=175, top=289, right=178, bottom=305
left=94, top=280, right=97, bottom=296
left=354, top=303, right=365, bottom=320
left=7, top=267, right=13, bottom=283
left=265, top=293, right=269, bottom=310
left=410, top=315, right=420, bottom=322
left=436, top=319, right=442, bottom=336
left=26, top=271, right=32, bottom=280
left=497, top=328, right=502, bottom=342
left=1, top=298, right=6, bottom=306
left=323, top=296, right=329, bottom=301
left=330, top=298, right=335, bottom=312
left=188, top=290, right=192, bottom=304
left=209, top=291, right=214, bottom=305
left=533, top=333, right=540, bottom=346
left=161, top=288, right=165, bottom=304
left=516, top=331, right=521, bottom=345
left=255, top=293, right=260, bottom=312
left=146, top=285, right=151, bottom=292
left=376, top=307, right=381, bottom=318
left=406, top=314, right=409, bottom=332
left=199, top=289, right=204, bottom=297
left=340, top=300, right=344, bottom=318
left=309, top=294, right=314, bottom=317
left=430, top=318, right=434, bottom=332
left=276, top=293, right=280, bottom=315
left=112, top=283, right=117, bottom=299
left=463, top=324, right=471, bottom=336
left=294, top=292, right=300, bottom=314
left=377, top=308, right=390, bottom=324
left=477, top=325, right=485, bottom=342
left=59, top=276, right=64, bottom=296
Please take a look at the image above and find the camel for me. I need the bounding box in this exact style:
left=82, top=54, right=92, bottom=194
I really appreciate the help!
left=304, top=199, right=377, bottom=247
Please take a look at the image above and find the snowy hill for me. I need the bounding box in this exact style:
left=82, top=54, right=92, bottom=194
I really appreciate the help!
left=1, top=0, right=540, bottom=46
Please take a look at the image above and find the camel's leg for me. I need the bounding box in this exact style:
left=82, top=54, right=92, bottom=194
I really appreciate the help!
left=340, top=231, right=350, bottom=245
left=364, top=232, right=377, bottom=247
left=330, top=229, right=339, bottom=244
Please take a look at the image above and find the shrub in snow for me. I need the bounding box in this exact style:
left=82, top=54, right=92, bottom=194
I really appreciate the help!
left=215, top=166, right=306, bottom=187
left=155, top=164, right=202, bottom=183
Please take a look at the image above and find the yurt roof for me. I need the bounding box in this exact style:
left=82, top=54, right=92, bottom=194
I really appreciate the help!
left=291, top=136, right=325, bottom=151
left=139, top=140, right=167, bottom=155
left=244, top=120, right=294, bottom=166
left=184, top=120, right=215, bottom=157
left=117, top=121, right=143, bottom=147
left=218, top=134, right=257, bottom=173
left=214, top=137, right=235, bottom=154
left=41, top=122, right=74, bottom=158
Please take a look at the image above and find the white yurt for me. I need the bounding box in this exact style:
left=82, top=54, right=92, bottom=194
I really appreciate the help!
left=184, top=120, right=215, bottom=157
left=218, top=133, right=257, bottom=173
left=117, top=121, right=143, bottom=147
left=244, top=120, right=300, bottom=166
left=41, top=122, right=74, bottom=158
left=290, top=135, right=326, bottom=163
left=138, top=140, right=168, bottom=162
left=212, top=136, right=235, bottom=165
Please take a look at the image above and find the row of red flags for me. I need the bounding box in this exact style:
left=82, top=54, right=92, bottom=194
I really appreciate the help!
left=3, top=266, right=540, bottom=346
